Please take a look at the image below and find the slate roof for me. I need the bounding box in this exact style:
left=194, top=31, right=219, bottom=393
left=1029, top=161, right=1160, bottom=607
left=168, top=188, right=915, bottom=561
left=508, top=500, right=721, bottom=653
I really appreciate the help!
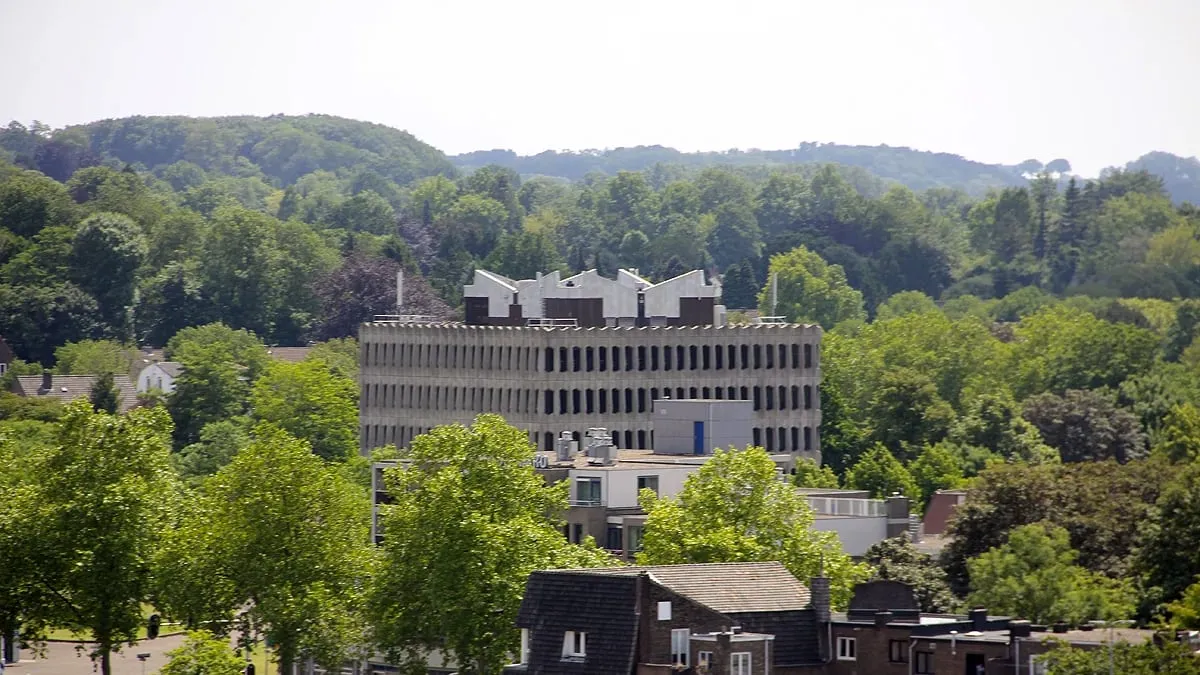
left=517, top=571, right=639, bottom=675
left=580, top=562, right=811, bottom=613
left=13, top=374, right=138, bottom=412
left=155, top=361, right=183, bottom=378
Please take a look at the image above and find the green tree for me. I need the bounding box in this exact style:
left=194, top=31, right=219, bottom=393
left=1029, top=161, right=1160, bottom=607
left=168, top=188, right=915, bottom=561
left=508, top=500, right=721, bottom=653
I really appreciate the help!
left=863, top=537, right=956, bottom=613
left=306, top=338, right=359, bottom=380
left=165, top=324, right=266, bottom=448
left=172, top=419, right=250, bottom=484
left=69, top=212, right=147, bottom=338
left=0, top=402, right=177, bottom=675
left=1034, top=639, right=1200, bottom=675
left=160, top=631, right=245, bottom=675
left=843, top=443, right=919, bottom=500
left=53, top=339, right=134, bottom=375
left=793, top=457, right=839, bottom=489
left=909, top=442, right=965, bottom=507
left=949, top=393, right=1056, bottom=466
left=875, top=291, right=939, bottom=320
left=761, top=246, right=866, bottom=326
left=482, top=229, right=565, bottom=280
left=89, top=371, right=119, bottom=414
left=250, top=360, right=358, bottom=461
left=156, top=427, right=370, bottom=675
left=198, top=206, right=283, bottom=338
left=331, top=190, right=396, bottom=234
left=0, top=169, right=79, bottom=237
left=1022, top=390, right=1147, bottom=463
left=707, top=202, right=762, bottom=270
left=1167, top=579, right=1200, bottom=630
left=1156, top=403, right=1200, bottom=463
left=368, top=415, right=612, bottom=674
left=1138, top=464, right=1200, bottom=604
left=638, top=447, right=870, bottom=608
left=967, top=524, right=1135, bottom=625
left=717, top=260, right=756, bottom=312
left=867, top=367, right=955, bottom=456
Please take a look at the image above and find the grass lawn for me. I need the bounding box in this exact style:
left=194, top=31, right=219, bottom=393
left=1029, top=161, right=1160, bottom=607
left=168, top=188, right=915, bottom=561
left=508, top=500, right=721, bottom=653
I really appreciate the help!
left=44, top=603, right=184, bottom=642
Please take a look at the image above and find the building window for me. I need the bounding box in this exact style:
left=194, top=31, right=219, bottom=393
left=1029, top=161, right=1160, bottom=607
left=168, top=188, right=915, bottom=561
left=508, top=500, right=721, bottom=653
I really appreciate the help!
left=521, top=628, right=531, bottom=664
left=698, top=651, right=712, bottom=668
left=606, top=525, right=623, bottom=551
left=571, top=523, right=584, bottom=544
left=804, top=343, right=813, bottom=368
left=562, top=630, right=586, bottom=659
left=889, top=639, right=908, bottom=663
left=628, top=525, right=644, bottom=552
left=915, top=651, right=933, bottom=674
left=671, top=629, right=689, bottom=666
left=637, top=475, right=660, bottom=495
left=837, top=636, right=856, bottom=661
left=657, top=601, right=672, bottom=621
left=731, top=652, right=751, bottom=675
left=575, top=478, right=602, bottom=506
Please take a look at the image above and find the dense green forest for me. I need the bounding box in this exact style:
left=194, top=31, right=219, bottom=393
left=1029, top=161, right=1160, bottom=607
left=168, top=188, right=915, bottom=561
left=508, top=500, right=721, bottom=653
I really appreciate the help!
left=4, top=113, right=1200, bottom=673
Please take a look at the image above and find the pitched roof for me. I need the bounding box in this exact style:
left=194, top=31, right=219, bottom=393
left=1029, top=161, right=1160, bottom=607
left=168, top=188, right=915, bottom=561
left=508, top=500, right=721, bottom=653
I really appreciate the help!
left=266, top=347, right=311, bottom=363
left=517, top=571, right=638, bottom=675
left=155, top=361, right=183, bottom=378
left=571, top=562, right=811, bottom=614
left=13, top=374, right=138, bottom=412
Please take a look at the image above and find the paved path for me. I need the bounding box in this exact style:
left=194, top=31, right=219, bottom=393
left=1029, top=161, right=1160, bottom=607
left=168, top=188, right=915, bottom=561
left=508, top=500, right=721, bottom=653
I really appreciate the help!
left=6, top=635, right=187, bottom=675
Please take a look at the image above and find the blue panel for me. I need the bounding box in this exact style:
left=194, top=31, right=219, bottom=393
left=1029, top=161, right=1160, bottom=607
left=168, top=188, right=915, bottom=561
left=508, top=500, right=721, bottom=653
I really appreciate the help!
left=693, top=420, right=705, bottom=455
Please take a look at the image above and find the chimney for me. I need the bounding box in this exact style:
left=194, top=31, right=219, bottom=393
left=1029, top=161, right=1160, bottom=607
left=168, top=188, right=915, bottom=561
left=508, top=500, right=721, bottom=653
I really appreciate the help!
left=970, top=608, right=988, bottom=630
left=809, top=576, right=831, bottom=623
left=40, top=369, right=52, bottom=393
left=874, top=611, right=894, bottom=628
left=1009, top=620, right=1032, bottom=639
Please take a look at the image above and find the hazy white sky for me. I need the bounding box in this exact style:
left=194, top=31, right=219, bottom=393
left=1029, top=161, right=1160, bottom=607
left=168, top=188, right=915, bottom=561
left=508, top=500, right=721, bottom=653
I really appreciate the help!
left=1, top=0, right=1197, bottom=176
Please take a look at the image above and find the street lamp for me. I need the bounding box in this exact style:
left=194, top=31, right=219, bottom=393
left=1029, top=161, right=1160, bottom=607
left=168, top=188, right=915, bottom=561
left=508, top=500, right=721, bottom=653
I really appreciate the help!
left=136, top=652, right=151, bottom=675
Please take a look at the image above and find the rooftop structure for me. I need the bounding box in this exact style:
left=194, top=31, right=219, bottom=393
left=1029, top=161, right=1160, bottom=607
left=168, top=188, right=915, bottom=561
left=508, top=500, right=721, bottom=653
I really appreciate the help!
left=462, top=268, right=724, bottom=328
left=11, top=373, right=138, bottom=412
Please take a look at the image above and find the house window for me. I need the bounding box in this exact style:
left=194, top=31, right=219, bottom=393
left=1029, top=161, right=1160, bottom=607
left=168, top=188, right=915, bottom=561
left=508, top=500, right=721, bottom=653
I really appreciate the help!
left=637, top=475, right=659, bottom=496
left=731, top=652, right=751, bottom=675
left=575, top=478, right=602, bottom=506
left=571, top=523, right=584, bottom=544
left=889, top=639, right=908, bottom=663
left=671, top=629, right=689, bottom=666
left=561, top=630, right=586, bottom=659
left=627, top=525, right=644, bottom=552
left=520, top=629, right=530, bottom=664
left=657, top=601, right=672, bottom=621
left=837, top=636, right=856, bottom=661
left=698, top=651, right=712, bottom=668
left=605, top=525, right=623, bottom=551
left=915, top=651, right=934, bottom=674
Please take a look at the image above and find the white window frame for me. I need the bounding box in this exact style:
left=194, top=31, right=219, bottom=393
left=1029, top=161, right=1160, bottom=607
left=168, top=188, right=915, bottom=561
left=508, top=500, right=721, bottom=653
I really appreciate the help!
left=699, top=651, right=713, bottom=668
left=561, top=630, right=586, bottom=658
left=657, top=601, right=672, bottom=620
left=837, top=636, right=856, bottom=661
left=671, top=628, right=690, bottom=666
left=731, top=651, right=751, bottom=675
left=915, top=650, right=934, bottom=674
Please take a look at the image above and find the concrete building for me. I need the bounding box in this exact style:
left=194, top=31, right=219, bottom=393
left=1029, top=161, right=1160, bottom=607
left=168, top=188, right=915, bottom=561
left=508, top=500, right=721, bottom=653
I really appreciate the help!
left=358, top=321, right=823, bottom=456
left=462, top=268, right=724, bottom=328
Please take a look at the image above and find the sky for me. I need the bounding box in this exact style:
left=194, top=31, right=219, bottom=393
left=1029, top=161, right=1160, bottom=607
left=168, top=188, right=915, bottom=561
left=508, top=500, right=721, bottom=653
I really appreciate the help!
left=1, top=0, right=1197, bottom=177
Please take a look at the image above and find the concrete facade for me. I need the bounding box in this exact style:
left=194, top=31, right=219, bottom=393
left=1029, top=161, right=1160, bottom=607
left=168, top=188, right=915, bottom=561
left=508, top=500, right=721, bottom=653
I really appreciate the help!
left=652, top=399, right=754, bottom=455
left=358, top=322, right=823, bottom=457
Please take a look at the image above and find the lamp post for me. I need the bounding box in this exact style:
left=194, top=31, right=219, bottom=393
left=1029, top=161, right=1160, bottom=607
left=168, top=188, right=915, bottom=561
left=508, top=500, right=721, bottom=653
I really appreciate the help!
left=136, top=652, right=150, bottom=675
left=1094, top=619, right=1134, bottom=675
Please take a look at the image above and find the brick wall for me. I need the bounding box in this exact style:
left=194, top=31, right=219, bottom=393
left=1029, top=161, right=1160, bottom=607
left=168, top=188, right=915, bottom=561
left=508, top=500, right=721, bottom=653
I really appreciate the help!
left=637, top=579, right=730, bottom=667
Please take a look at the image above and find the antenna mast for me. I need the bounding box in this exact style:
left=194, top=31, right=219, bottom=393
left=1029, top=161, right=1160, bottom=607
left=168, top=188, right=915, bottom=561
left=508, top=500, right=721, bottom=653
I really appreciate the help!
left=770, top=272, right=778, bottom=317
left=396, top=269, right=404, bottom=314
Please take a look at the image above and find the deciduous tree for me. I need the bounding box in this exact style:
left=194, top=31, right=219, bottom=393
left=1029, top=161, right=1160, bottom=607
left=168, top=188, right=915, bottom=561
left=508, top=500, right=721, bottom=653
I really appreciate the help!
left=638, top=447, right=870, bottom=608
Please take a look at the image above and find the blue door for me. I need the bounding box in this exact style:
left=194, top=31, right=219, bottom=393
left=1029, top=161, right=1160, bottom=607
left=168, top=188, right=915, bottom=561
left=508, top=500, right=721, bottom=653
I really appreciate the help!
left=693, top=421, right=705, bottom=455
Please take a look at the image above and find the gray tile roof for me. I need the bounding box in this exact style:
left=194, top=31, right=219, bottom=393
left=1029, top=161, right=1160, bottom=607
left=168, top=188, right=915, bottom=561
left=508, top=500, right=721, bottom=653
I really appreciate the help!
left=13, top=374, right=138, bottom=412
left=572, top=562, right=812, bottom=614
left=156, top=361, right=183, bottom=378
left=267, top=347, right=311, bottom=363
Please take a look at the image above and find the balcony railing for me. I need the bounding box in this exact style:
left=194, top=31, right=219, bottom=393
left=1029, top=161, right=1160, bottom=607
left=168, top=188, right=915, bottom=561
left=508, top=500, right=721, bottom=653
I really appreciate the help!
left=807, top=497, right=886, bottom=517
left=569, top=498, right=605, bottom=507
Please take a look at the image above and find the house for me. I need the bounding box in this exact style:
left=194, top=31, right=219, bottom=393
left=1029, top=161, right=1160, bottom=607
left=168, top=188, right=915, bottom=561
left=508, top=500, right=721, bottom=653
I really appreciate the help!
left=506, top=561, right=826, bottom=675
left=136, top=361, right=182, bottom=394
left=267, top=346, right=311, bottom=363
left=11, top=372, right=138, bottom=412
left=0, top=336, right=13, bottom=376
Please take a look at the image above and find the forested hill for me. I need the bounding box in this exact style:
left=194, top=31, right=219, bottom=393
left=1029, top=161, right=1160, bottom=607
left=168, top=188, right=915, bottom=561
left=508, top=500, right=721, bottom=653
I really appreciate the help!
left=1124, top=151, right=1200, bottom=206
left=1, top=114, right=455, bottom=186
left=452, top=144, right=1033, bottom=195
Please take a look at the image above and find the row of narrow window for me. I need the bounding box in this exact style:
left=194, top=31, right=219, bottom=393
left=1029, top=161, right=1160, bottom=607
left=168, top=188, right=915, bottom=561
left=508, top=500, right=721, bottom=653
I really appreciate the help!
left=362, top=423, right=815, bottom=454
left=543, top=343, right=815, bottom=373
left=361, top=341, right=817, bottom=372
left=361, top=384, right=817, bottom=414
